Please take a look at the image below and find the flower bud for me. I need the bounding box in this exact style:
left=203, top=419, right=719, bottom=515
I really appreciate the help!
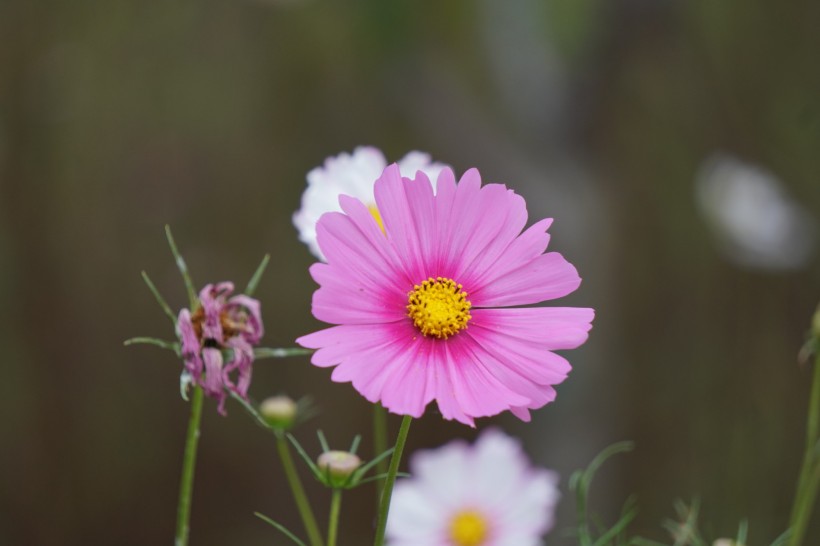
left=317, top=450, right=362, bottom=487
left=259, top=396, right=297, bottom=429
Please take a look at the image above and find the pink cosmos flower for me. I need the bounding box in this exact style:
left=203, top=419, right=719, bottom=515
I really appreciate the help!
left=177, top=282, right=264, bottom=414
left=386, top=429, right=560, bottom=546
left=297, top=165, right=593, bottom=426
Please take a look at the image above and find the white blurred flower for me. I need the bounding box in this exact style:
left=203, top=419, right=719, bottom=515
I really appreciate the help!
left=696, top=154, right=816, bottom=271
left=386, top=429, right=560, bottom=546
left=293, top=147, right=447, bottom=260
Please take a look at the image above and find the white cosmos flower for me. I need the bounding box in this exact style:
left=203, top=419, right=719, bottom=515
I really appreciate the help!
left=386, top=429, right=560, bottom=546
left=293, top=146, right=447, bottom=260
left=696, top=154, right=816, bottom=271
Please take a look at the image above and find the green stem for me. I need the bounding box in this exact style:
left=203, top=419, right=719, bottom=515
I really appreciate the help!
left=373, top=404, right=388, bottom=505
left=327, top=489, right=343, bottom=546
left=253, top=347, right=313, bottom=359
left=789, top=348, right=820, bottom=546
left=373, top=415, right=412, bottom=546
left=276, top=434, right=325, bottom=546
left=175, top=386, right=204, bottom=546
left=575, top=476, right=592, bottom=546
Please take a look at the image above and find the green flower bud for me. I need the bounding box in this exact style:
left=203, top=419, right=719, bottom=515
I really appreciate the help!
left=259, top=396, right=297, bottom=429
left=317, top=451, right=362, bottom=487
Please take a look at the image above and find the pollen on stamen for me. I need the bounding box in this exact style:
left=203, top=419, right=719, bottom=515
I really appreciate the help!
left=449, top=510, right=489, bottom=546
left=406, top=277, right=472, bottom=339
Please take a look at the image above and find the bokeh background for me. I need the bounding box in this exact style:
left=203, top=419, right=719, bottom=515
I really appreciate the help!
left=2, top=0, right=820, bottom=544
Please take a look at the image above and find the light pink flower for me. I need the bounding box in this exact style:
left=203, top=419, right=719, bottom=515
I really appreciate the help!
left=176, top=282, right=264, bottom=414
left=297, top=165, right=593, bottom=426
left=386, top=429, right=560, bottom=546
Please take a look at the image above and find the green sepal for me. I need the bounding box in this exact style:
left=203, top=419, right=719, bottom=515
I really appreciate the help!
left=179, top=371, right=193, bottom=402
left=349, top=435, right=362, bottom=455
left=140, top=271, right=177, bottom=325
left=124, top=336, right=180, bottom=355
left=356, top=471, right=410, bottom=486
left=287, top=433, right=325, bottom=482
left=244, top=254, right=270, bottom=297
left=254, top=512, right=308, bottom=546
left=164, top=225, right=198, bottom=310
left=317, top=430, right=330, bottom=453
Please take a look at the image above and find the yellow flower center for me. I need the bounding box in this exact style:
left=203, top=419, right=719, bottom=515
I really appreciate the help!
left=449, top=510, right=489, bottom=546
left=368, top=204, right=385, bottom=233
left=407, top=277, right=472, bottom=339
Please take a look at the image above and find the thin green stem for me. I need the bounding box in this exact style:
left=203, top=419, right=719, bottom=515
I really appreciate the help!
left=807, top=354, right=820, bottom=460
left=254, top=347, right=313, bottom=359
left=575, top=475, right=592, bottom=546
left=175, top=386, right=204, bottom=546
left=789, top=348, right=820, bottom=546
left=276, top=435, right=325, bottom=546
left=327, top=489, right=343, bottom=546
left=373, top=415, right=412, bottom=546
left=373, top=404, right=388, bottom=505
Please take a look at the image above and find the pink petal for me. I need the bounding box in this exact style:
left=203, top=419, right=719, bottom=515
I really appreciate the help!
left=226, top=294, right=264, bottom=344
left=461, top=331, right=560, bottom=420
left=298, top=321, right=435, bottom=417
left=431, top=343, right=475, bottom=426
left=201, top=348, right=228, bottom=414
left=369, top=336, right=436, bottom=417
left=399, top=171, right=438, bottom=275
left=446, top=177, right=529, bottom=288
left=468, top=218, right=553, bottom=288
left=176, top=309, right=202, bottom=377
left=466, top=327, right=572, bottom=386
left=297, top=324, right=396, bottom=367
left=469, top=252, right=582, bottom=307
left=443, top=336, right=531, bottom=418
left=470, top=307, right=594, bottom=350
left=309, top=206, right=409, bottom=325
left=428, top=168, right=458, bottom=274
left=311, top=282, right=406, bottom=325
left=337, top=194, right=413, bottom=284
left=224, top=337, right=254, bottom=398
left=373, top=164, right=428, bottom=281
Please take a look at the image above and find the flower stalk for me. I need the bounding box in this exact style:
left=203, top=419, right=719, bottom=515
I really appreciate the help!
left=276, top=434, right=325, bottom=546
left=373, top=415, right=413, bottom=546
left=372, top=404, right=388, bottom=503
left=175, top=385, right=204, bottom=546
left=789, top=329, right=820, bottom=546
left=327, top=489, right=343, bottom=546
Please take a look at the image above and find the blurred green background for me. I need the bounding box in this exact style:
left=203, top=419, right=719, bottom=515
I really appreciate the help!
left=1, top=0, right=819, bottom=544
